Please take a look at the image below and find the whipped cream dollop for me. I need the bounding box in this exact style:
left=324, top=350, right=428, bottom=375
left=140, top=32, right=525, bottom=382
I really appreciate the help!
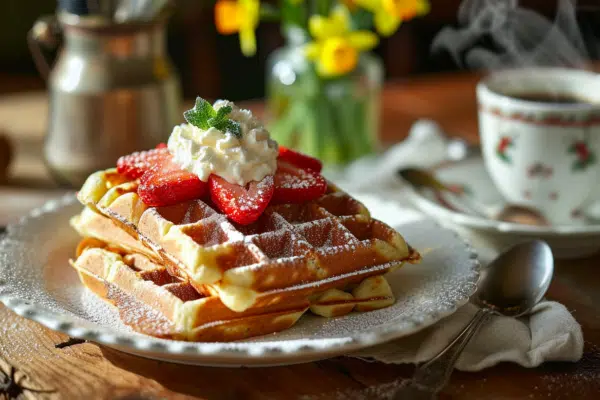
left=167, top=100, right=279, bottom=186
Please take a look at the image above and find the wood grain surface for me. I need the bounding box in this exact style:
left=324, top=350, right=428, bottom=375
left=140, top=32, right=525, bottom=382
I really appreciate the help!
left=1, top=72, right=600, bottom=399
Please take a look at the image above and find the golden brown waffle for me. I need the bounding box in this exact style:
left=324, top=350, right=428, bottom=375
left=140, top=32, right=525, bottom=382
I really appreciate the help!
left=72, top=242, right=401, bottom=341
left=76, top=168, right=420, bottom=313
left=72, top=208, right=406, bottom=321
left=71, top=207, right=154, bottom=259
left=72, top=244, right=307, bottom=341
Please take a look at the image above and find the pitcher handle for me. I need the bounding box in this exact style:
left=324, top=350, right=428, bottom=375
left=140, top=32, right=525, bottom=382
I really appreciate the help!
left=27, top=15, right=62, bottom=81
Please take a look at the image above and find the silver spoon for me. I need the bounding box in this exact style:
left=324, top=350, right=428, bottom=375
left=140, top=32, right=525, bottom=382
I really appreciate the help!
left=393, top=240, right=554, bottom=399
left=398, top=167, right=550, bottom=226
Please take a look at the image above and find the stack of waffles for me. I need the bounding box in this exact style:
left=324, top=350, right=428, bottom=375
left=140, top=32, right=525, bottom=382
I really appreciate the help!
left=71, top=168, right=421, bottom=342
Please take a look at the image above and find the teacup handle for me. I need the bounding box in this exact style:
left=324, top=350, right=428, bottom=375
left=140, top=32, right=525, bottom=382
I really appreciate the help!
left=27, top=15, right=62, bottom=81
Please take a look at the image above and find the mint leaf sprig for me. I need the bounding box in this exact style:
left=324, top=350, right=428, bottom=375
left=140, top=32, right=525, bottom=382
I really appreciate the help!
left=183, top=97, right=242, bottom=138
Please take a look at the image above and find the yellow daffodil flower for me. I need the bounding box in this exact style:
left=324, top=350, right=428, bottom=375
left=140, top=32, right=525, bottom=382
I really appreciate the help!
left=305, top=8, right=379, bottom=77
left=214, top=0, right=260, bottom=56
left=354, top=0, right=430, bottom=36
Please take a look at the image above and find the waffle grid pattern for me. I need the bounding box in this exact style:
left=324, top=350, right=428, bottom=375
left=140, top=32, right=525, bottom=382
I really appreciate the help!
left=73, top=243, right=396, bottom=341
left=76, top=168, right=417, bottom=314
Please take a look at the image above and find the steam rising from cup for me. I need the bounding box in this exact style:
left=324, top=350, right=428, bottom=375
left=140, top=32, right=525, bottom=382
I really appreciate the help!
left=432, top=0, right=592, bottom=70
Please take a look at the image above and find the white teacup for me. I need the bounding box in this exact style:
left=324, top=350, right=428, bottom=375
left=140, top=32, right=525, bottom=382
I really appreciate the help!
left=476, top=68, right=600, bottom=225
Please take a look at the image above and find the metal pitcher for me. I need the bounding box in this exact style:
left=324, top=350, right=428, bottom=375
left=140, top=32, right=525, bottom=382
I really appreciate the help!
left=28, top=9, right=181, bottom=187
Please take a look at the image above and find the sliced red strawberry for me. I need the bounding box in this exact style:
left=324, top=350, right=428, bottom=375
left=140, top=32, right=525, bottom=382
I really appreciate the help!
left=209, top=175, right=274, bottom=225
left=138, top=158, right=208, bottom=207
left=278, top=146, right=323, bottom=172
left=117, top=147, right=170, bottom=179
left=155, top=142, right=168, bottom=149
left=272, top=161, right=327, bottom=204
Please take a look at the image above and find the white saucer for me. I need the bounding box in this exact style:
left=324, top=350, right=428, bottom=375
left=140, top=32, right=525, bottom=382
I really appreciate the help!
left=0, top=194, right=479, bottom=367
left=404, top=151, right=600, bottom=259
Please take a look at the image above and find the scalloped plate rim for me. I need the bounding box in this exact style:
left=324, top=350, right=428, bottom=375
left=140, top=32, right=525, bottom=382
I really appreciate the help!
left=0, top=193, right=480, bottom=366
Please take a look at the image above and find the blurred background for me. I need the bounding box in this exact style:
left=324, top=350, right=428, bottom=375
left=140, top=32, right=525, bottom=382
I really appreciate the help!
left=2, top=0, right=600, bottom=100
left=2, top=0, right=600, bottom=197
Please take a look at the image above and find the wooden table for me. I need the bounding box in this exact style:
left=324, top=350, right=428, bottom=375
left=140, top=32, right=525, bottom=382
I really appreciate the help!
left=1, top=72, right=599, bottom=399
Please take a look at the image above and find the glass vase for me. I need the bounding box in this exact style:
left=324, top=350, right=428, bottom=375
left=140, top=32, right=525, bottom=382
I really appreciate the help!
left=266, top=29, right=383, bottom=166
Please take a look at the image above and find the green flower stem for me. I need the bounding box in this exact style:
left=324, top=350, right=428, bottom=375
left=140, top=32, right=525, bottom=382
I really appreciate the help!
left=268, top=61, right=377, bottom=165
left=326, top=93, right=352, bottom=162
left=338, top=77, right=363, bottom=159
left=281, top=0, right=308, bottom=30
left=269, top=92, right=376, bottom=164
left=337, top=98, right=360, bottom=160
left=321, top=93, right=349, bottom=163
left=300, top=96, right=322, bottom=157
left=317, top=0, right=333, bottom=16
left=269, top=99, right=305, bottom=144
left=349, top=94, right=373, bottom=157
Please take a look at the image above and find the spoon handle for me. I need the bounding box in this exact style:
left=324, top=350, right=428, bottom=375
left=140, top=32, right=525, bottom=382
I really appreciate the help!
left=393, top=308, right=493, bottom=399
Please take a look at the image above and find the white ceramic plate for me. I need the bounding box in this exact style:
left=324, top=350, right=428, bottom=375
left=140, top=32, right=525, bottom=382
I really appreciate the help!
left=404, top=151, right=600, bottom=259
left=0, top=194, right=479, bottom=367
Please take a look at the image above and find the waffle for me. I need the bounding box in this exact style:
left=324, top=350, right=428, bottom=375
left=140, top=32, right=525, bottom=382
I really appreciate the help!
left=76, top=168, right=420, bottom=314
left=71, top=207, right=154, bottom=259
left=72, top=241, right=401, bottom=341
left=72, top=208, right=401, bottom=321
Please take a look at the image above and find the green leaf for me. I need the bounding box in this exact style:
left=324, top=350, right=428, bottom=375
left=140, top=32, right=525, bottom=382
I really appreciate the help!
left=184, top=97, right=215, bottom=129
left=183, top=98, right=242, bottom=138
left=213, top=119, right=242, bottom=138
left=214, top=105, right=233, bottom=122
left=211, top=119, right=223, bottom=129
left=224, top=120, right=242, bottom=138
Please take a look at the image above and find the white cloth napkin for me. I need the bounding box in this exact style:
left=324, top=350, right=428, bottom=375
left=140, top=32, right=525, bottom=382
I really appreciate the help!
left=328, top=120, right=584, bottom=371
left=353, top=301, right=583, bottom=371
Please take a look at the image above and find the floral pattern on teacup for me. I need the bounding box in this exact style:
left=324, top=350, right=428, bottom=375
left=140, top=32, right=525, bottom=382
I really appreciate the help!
left=568, top=140, right=596, bottom=171
left=496, top=136, right=514, bottom=163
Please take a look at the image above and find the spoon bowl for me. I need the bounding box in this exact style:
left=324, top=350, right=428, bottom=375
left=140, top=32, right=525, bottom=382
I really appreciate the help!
left=394, top=240, right=554, bottom=398
left=475, top=240, right=554, bottom=317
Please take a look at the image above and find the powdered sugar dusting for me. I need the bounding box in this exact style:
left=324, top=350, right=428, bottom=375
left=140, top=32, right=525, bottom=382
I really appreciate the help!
left=0, top=194, right=479, bottom=366
left=299, top=378, right=410, bottom=400
left=278, top=170, right=317, bottom=189
left=79, top=288, right=125, bottom=329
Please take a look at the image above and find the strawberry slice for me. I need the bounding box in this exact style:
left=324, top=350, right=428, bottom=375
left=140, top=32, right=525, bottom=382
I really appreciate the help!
left=209, top=175, right=274, bottom=225
left=272, top=161, right=327, bottom=204
left=117, top=145, right=170, bottom=179
left=138, top=158, right=208, bottom=207
left=278, top=146, right=323, bottom=173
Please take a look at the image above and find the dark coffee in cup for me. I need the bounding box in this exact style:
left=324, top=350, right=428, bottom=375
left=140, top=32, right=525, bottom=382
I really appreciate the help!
left=505, top=92, right=595, bottom=105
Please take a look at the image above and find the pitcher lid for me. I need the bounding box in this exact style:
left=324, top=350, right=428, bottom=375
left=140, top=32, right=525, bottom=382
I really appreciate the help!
left=56, top=0, right=173, bottom=32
